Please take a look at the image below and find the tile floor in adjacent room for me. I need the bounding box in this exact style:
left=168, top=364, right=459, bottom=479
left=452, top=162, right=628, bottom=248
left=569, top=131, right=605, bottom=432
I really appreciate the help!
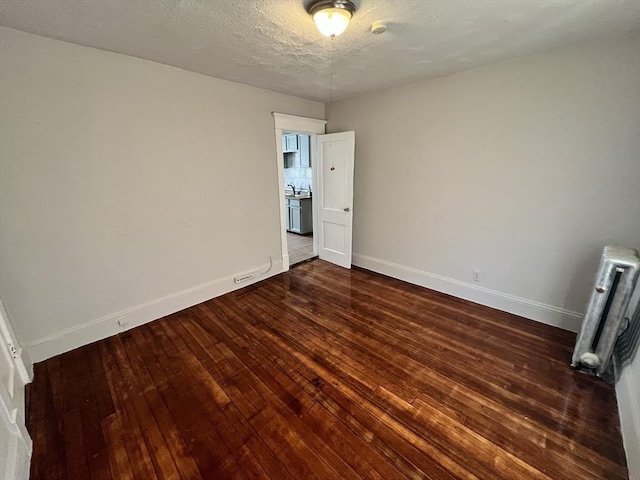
left=287, top=232, right=315, bottom=266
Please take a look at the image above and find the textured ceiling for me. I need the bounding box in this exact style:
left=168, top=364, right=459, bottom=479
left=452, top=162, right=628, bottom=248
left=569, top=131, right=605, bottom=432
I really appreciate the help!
left=1, top=0, right=639, bottom=102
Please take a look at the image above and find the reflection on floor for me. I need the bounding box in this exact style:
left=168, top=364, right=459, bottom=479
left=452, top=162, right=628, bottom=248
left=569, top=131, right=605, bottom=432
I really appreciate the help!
left=287, top=232, right=315, bottom=266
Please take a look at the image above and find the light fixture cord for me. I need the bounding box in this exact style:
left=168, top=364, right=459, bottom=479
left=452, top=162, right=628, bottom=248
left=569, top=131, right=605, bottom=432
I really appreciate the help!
left=328, top=36, right=334, bottom=120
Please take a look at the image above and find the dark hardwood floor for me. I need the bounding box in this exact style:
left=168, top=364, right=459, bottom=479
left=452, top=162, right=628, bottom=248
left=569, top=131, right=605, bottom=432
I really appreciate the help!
left=27, top=260, right=628, bottom=479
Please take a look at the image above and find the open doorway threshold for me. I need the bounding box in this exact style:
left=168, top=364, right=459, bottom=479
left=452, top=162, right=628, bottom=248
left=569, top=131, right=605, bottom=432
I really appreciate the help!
left=287, top=232, right=316, bottom=267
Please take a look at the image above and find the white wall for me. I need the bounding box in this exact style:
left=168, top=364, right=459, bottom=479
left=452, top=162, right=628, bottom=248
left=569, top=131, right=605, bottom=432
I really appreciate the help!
left=0, top=27, right=324, bottom=361
left=328, top=34, right=640, bottom=332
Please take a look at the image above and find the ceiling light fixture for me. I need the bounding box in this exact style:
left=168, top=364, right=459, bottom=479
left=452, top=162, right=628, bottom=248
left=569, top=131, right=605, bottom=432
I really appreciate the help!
left=309, top=0, right=356, bottom=37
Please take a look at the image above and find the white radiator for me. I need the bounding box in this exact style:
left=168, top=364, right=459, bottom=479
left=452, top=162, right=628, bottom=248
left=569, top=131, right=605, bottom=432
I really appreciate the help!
left=571, top=246, right=640, bottom=376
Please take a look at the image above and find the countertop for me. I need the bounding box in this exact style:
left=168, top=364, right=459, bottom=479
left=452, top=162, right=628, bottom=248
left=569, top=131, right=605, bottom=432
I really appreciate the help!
left=285, top=191, right=312, bottom=200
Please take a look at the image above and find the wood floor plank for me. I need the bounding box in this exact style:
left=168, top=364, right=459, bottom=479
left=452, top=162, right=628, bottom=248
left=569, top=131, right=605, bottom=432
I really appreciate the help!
left=139, top=322, right=241, bottom=479
left=211, top=297, right=473, bottom=479
left=123, top=329, right=204, bottom=480
left=27, top=260, right=629, bottom=479
left=29, top=363, right=67, bottom=480
left=102, top=414, right=135, bottom=480
left=157, top=319, right=288, bottom=480
left=99, top=340, right=159, bottom=480
left=62, top=408, right=91, bottom=480
left=196, top=301, right=427, bottom=480
left=213, top=339, right=357, bottom=480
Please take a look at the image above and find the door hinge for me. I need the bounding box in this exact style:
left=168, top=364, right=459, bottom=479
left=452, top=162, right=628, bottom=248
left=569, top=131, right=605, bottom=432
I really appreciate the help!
left=8, top=342, right=18, bottom=359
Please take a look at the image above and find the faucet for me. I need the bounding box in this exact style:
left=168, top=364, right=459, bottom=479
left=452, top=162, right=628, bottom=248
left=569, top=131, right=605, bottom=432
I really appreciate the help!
left=287, top=183, right=296, bottom=195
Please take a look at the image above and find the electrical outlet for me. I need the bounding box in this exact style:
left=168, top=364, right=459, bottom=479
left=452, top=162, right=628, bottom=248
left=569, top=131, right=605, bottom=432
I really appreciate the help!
left=473, top=269, right=481, bottom=282
left=233, top=257, right=273, bottom=285
left=234, top=270, right=263, bottom=284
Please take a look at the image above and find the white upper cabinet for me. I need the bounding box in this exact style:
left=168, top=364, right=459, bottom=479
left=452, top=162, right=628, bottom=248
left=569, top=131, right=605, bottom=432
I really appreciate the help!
left=283, top=134, right=298, bottom=153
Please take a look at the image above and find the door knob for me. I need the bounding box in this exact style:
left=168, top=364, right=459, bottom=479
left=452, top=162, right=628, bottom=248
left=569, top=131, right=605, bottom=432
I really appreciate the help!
left=344, top=207, right=350, bottom=212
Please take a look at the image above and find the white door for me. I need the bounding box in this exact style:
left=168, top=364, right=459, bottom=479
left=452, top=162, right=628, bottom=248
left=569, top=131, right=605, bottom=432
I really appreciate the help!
left=0, top=303, right=32, bottom=480
left=316, top=131, right=355, bottom=269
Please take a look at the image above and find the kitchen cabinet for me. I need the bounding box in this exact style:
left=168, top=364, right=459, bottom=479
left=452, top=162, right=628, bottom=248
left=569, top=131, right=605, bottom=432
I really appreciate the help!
left=290, top=202, right=302, bottom=232
left=283, top=134, right=298, bottom=153
left=299, top=134, right=311, bottom=167
left=283, top=152, right=295, bottom=168
left=285, top=197, right=312, bottom=234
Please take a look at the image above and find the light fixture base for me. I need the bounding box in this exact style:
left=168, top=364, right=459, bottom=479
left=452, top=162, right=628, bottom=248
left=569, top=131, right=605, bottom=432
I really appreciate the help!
left=308, top=0, right=356, bottom=17
left=308, top=0, right=356, bottom=37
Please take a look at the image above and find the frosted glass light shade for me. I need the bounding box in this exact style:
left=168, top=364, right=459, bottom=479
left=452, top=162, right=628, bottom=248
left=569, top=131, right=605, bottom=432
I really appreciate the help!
left=313, top=8, right=352, bottom=37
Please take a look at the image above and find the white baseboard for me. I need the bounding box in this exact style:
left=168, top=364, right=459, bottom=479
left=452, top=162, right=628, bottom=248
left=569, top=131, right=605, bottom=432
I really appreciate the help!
left=25, top=259, right=283, bottom=363
left=352, top=253, right=583, bottom=332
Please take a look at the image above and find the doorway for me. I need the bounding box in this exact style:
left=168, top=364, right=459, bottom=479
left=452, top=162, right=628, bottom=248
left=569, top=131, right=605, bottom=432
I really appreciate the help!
left=283, top=131, right=316, bottom=267
left=286, top=231, right=314, bottom=265
left=273, top=113, right=355, bottom=272
left=273, top=114, right=326, bottom=271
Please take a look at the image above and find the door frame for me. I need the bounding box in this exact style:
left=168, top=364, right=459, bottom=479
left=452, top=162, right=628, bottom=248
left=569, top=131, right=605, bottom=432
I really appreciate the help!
left=272, top=113, right=326, bottom=271
left=0, top=301, right=32, bottom=480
